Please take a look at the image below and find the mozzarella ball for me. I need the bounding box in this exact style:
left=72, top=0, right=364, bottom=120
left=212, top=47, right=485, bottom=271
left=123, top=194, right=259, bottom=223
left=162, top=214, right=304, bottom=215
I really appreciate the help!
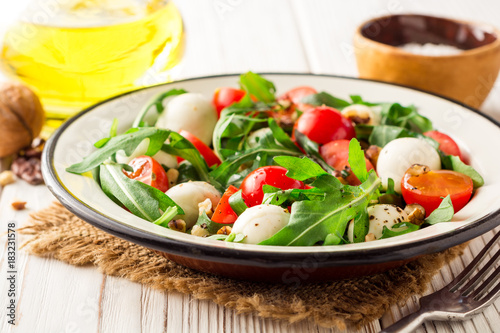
left=166, top=181, right=221, bottom=228
left=115, top=139, right=178, bottom=169
left=341, top=104, right=380, bottom=125
left=231, top=204, right=290, bottom=244
left=377, top=138, right=441, bottom=193
left=155, top=93, right=217, bottom=145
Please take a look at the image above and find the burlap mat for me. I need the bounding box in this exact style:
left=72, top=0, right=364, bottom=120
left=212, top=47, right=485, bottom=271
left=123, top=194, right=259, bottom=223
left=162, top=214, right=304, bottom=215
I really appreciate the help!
left=19, top=202, right=466, bottom=331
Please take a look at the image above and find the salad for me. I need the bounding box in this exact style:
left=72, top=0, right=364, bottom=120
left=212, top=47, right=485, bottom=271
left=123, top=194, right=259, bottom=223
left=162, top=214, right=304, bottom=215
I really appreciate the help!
left=67, top=72, right=484, bottom=246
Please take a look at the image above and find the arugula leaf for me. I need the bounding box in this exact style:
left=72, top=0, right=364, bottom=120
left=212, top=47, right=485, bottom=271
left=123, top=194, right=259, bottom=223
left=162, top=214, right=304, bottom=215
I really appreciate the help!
left=300, top=92, right=350, bottom=110
left=228, top=190, right=248, bottom=215
left=380, top=222, right=420, bottom=239
left=194, top=211, right=229, bottom=234
left=441, top=155, right=484, bottom=188
left=425, top=195, right=454, bottom=225
left=176, top=161, right=201, bottom=183
left=99, top=162, right=183, bottom=222
left=348, top=139, right=368, bottom=183
left=349, top=95, right=379, bottom=106
left=225, top=233, right=246, bottom=243
left=132, top=88, right=187, bottom=128
left=259, top=171, right=381, bottom=246
left=351, top=209, right=369, bottom=243
left=161, top=131, right=215, bottom=186
left=262, top=185, right=325, bottom=206
left=293, top=131, right=336, bottom=175
left=239, top=72, right=276, bottom=103
left=268, top=118, right=302, bottom=152
left=354, top=124, right=374, bottom=141
left=368, top=125, right=438, bottom=148
left=94, top=118, right=119, bottom=148
left=67, top=128, right=170, bottom=174
left=273, top=156, right=326, bottom=181
left=379, top=103, right=433, bottom=133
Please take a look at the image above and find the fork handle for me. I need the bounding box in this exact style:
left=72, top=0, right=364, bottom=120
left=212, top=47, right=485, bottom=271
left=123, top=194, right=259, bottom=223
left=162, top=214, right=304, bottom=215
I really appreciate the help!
left=380, top=308, right=432, bottom=333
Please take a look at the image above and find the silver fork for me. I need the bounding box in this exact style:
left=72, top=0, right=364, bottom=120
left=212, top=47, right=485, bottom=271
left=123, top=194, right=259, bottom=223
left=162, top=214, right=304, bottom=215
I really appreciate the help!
left=381, top=231, right=500, bottom=333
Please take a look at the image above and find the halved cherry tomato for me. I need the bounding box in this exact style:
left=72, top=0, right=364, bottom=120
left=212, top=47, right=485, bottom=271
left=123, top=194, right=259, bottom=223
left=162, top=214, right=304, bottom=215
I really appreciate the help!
left=319, top=139, right=375, bottom=185
left=293, top=106, right=355, bottom=144
left=213, top=87, right=246, bottom=116
left=124, top=156, right=169, bottom=192
left=401, top=168, right=473, bottom=216
left=211, top=185, right=239, bottom=224
left=424, top=130, right=463, bottom=161
left=178, top=130, right=221, bottom=167
left=279, top=86, right=317, bottom=112
left=240, top=166, right=306, bottom=207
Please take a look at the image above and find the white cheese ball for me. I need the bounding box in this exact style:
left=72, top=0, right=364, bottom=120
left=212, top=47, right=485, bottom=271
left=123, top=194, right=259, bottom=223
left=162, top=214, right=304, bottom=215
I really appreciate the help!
left=348, top=204, right=408, bottom=242
left=341, top=104, right=381, bottom=125
left=367, top=204, right=408, bottom=240
left=155, top=93, right=217, bottom=145
left=231, top=204, right=290, bottom=244
left=165, top=181, right=221, bottom=228
left=377, top=137, right=441, bottom=193
left=115, top=139, right=178, bottom=169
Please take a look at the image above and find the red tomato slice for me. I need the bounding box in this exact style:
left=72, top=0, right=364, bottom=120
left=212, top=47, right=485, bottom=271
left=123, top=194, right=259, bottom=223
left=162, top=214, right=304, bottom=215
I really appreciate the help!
left=293, top=106, right=355, bottom=144
left=211, top=185, right=239, bottom=224
left=178, top=130, right=221, bottom=167
left=424, top=130, right=463, bottom=161
left=124, top=156, right=169, bottom=192
left=213, top=87, right=246, bottom=116
left=319, top=139, right=374, bottom=185
left=240, top=166, right=306, bottom=207
left=401, top=169, right=473, bottom=216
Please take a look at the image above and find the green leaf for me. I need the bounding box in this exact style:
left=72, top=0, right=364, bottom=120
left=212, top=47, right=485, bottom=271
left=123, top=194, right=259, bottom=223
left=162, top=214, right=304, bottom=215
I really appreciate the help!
left=268, top=118, right=301, bottom=152
left=262, top=185, right=325, bottom=206
left=194, top=211, right=230, bottom=234
left=425, top=195, right=454, bottom=225
left=239, top=72, right=276, bottom=103
left=273, top=156, right=327, bottom=181
left=161, top=132, right=216, bottom=187
left=442, top=155, right=484, bottom=188
left=368, top=125, right=438, bottom=148
left=176, top=161, right=201, bottom=183
left=93, top=118, right=119, bottom=148
left=293, top=131, right=337, bottom=175
left=259, top=172, right=381, bottom=246
left=153, top=206, right=180, bottom=227
left=380, top=222, right=420, bottom=239
left=67, top=128, right=171, bottom=174
left=208, top=234, right=229, bottom=241
left=225, top=232, right=246, bottom=243
left=99, top=162, right=183, bottom=222
left=228, top=190, right=248, bottom=215
left=348, top=138, right=368, bottom=183
left=379, top=103, right=433, bottom=133
left=352, top=209, right=369, bottom=243
left=132, top=88, right=187, bottom=128
left=300, top=92, right=350, bottom=110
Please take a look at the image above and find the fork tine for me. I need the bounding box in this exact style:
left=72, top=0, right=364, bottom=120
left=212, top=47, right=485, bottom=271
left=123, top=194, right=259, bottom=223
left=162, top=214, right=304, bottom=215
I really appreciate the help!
left=469, top=265, right=500, bottom=300
left=460, top=246, right=500, bottom=296
left=474, top=275, right=500, bottom=308
left=449, top=231, right=500, bottom=292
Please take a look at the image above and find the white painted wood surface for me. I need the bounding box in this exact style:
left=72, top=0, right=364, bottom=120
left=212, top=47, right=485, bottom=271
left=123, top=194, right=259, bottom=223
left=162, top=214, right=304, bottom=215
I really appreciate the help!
left=1, top=1, right=500, bottom=332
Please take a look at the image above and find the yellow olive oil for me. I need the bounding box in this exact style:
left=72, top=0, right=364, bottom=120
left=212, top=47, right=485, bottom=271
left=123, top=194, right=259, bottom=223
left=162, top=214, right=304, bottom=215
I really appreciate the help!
left=0, top=0, right=183, bottom=119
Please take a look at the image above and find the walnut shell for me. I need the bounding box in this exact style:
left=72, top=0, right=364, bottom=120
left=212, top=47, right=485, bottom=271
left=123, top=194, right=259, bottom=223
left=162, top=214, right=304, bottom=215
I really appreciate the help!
left=0, top=82, right=45, bottom=157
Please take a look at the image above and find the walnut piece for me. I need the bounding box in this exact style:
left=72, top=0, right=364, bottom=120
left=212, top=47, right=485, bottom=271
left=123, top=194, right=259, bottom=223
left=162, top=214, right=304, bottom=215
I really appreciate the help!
left=217, top=226, right=232, bottom=235
left=11, top=201, right=27, bottom=210
left=0, top=170, right=16, bottom=186
left=168, top=219, right=186, bottom=233
left=404, top=204, right=426, bottom=226
left=11, top=156, right=43, bottom=185
left=365, top=145, right=381, bottom=168
left=191, top=225, right=210, bottom=237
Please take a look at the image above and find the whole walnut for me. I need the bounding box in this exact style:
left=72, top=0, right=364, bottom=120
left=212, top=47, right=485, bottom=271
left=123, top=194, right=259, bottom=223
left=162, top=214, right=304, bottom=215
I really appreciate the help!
left=0, top=82, right=45, bottom=157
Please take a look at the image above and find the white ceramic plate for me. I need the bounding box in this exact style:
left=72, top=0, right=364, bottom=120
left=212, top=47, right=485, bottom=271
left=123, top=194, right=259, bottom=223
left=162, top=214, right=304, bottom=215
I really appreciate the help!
left=42, top=74, right=500, bottom=281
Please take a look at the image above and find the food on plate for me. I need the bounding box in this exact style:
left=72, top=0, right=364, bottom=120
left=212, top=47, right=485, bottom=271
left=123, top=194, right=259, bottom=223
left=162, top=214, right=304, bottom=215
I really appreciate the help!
left=67, top=72, right=484, bottom=246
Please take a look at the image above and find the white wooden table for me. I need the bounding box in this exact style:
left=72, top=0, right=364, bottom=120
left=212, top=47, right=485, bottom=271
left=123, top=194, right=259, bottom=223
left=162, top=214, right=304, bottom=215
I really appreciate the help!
left=1, top=1, right=500, bottom=332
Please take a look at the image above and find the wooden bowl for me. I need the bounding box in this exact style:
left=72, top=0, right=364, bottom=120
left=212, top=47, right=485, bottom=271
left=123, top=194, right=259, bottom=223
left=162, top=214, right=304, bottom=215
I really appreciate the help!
left=354, top=14, right=500, bottom=108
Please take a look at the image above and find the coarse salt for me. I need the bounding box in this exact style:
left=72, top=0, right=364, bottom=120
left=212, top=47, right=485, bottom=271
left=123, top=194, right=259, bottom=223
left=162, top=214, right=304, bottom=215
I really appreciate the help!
left=399, top=43, right=463, bottom=56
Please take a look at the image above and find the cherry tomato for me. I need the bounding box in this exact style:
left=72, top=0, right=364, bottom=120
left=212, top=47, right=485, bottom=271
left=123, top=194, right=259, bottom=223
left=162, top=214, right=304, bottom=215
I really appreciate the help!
left=424, top=130, right=463, bottom=161
left=401, top=168, right=473, bottom=216
left=293, top=106, right=355, bottom=144
left=240, top=166, right=306, bottom=207
left=178, top=130, right=221, bottom=167
left=211, top=185, right=239, bottom=224
left=213, top=87, right=246, bottom=116
left=319, top=139, right=375, bottom=185
left=279, top=86, right=317, bottom=111
left=124, top=156, right=169, bottom=192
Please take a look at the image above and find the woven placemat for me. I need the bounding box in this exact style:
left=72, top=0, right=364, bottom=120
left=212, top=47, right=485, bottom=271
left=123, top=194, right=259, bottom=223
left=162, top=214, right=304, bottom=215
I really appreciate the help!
left=20, top=202, right=466, bottom=330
